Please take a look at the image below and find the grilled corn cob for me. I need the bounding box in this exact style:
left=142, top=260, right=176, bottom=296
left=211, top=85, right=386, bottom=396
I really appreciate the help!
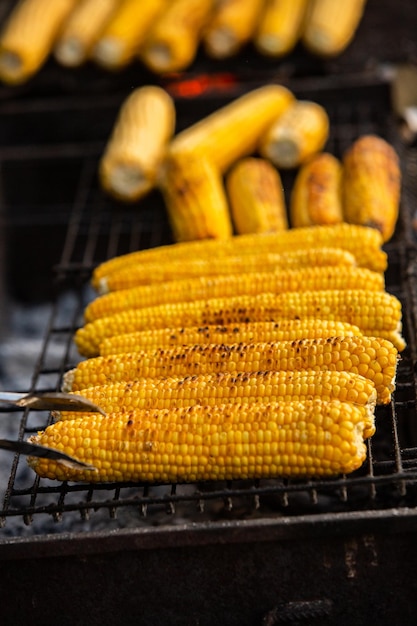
left=91, top=223, right=387, bottom=291
left=29, top=399, right=372, bottom=482
left=159, top=151, right=232, bottom=242
left=84, top=266, right=384, bottom=323
left=74, top=290, right=403, bottom=357
left=290, top=152, right=343, bottom=227
left=99, top=320, right=363, bottom=354
left=54, top=0, right=119, bottom=67
left=97, top=248, right=357, bottom=294
left=302, top=0, right=367, bottom=57
left=255, top=0, right=308, bottom=57
left=99, top=86, right=175, bottom=203
left=0, top=0, right=77, bottom=84
left=65, top=336, right=396, bottom=404
left=139, top=0, right=214, bottom=73
left=342, top=135, right=401, bottom=243
left=226, top=157, right=288, bottom=234
left=259, top=100, right=329, bottom=169
left=203, top=0, right=264, bottom=59
left=169, top=85, right=294, bottom=173
left=92, top=0, right=167, bottom=70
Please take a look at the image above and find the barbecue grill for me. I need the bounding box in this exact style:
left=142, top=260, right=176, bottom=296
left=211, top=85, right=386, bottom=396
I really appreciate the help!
left=1, top=1, right=417, bottom=624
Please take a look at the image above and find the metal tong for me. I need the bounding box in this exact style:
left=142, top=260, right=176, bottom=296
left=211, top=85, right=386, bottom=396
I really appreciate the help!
left=0, top=390, right=104, bottom=470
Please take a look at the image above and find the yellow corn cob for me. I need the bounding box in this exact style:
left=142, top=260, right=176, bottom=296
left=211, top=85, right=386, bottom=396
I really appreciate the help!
left=97, top=248, right=357, bottom=294
left=75, top=289, right=403, bottom=357
left=0, top=0, right=77, bottom=84
left=84, top=266, right=384, bottom=323
left=169, top=85, right=295, bottom=173
left=92, top=0, right=167, bottom=70
left=259, top=100, right=330, bottom=169
left=65, top=336, right=396, bottom=404
left=158, top=152, right=232, bottom=242
left=203, top=0, right=264, bottom=59
left=255, top=0, right=309, bottom=57
left=91, top=223, right=387, bottom=291
left=342, top=135, right=401, bottom=243
left=28, top=399, right=371, bottom=482
left=226, top=157, right=288, bottom=234
left=290, top=152, right=343, bottom=227
left=302, top=0, right=367, bottom=57
left=99, top=320, right=364, bottom=355
left=99, top=86, right=175, bottom=203
left=139, top=0, right=214, bottom=73
left=54, top=0, right=119, bottom=67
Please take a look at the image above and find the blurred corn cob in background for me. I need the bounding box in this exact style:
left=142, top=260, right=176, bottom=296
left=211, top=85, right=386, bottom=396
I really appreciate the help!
left=139, top=0, right=214, bottom=73
left=302, top=0, right=367, bottom=57
left=342, top=134, right=401, bottom=243
left=92, top=0, right=167, bottom=70
left=54, top=0, right=119, bottom=67
left=290, top=152, right=343, bottom=227
left=0, top=0, right=77, bottom=84
left=99, top=85, right=175, bottom=202
left=226, top=157, right=288, bottom=234
left=255, top=0, right=308, bottom=57
left=259, top=99, right=329, bottom=168
left=203, top=0, right=264, bottom=59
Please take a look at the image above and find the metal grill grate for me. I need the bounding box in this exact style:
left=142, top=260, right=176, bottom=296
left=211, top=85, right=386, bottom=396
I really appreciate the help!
left=1, top=76, right=417, bottom=535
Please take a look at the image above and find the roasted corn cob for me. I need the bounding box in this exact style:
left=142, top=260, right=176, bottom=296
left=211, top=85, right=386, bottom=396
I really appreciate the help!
left=74, top=290, right=404, bottom=357
left=54, top=0, right=119, bottom=67
left=169, top=85, right=294, bottom=173
left=226, top=157, right=288, bottom=234
left=255, top=0, right=308, bottom=57
left=65, top=336, right=396, bottom=404
left=203, top=0, right=264, bottom=59
left=91, top=223, right=387, bottom=291
left=99, top=319, right=364, bottom=354
left=97, top=248, right=357, bottom=294
left=302, top=0, right=367, bottom=57
left=29, top=399, right=372, bottom=482
left=99, top=86, right=175, bottom=203
left=0, top=0, right=77, bottom=84
left=92, top=0, right=167, bottom=70
left=158, top=151, right=232, bottom=242
left=139, top=0, right=214, bottom=73
left=290, top=152, right=343, bottom=227
left=342, top=135, right=401, bottom=243
left=84, top=266, right=384, bottom=323
left=259, top=100, right=329, bottom=169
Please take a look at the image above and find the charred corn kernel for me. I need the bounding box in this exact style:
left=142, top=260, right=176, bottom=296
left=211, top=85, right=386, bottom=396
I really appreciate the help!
left=65, top=336, right=395, bottom=404
left=342, top=135, right=401, bottom=243
left=85, top=266, right=384, bottom=322
left=98, top=248, right=357, bottom=294
left=226, top=157, right=288, bottom=234
left=99, top=86, right=175, bottom=203
left=203, top=0, right=264, bottom=59
left=259, top=100, right=329, bottom=169
left=28, top=399, right=371, bottom=482
left=74, top=290, right=403, bottom=358
left=92, top=0, right=167, bottom=70
left=91, top=223, right=386, bottom=290
left=302, top=0, right=367, bottom=57
left=58, top=370, right=376, bottom=424
left=0, top=0, right=76, bottom=84
left=255, top=0, right=308, bottom=57
left=54, top=0, right=119, bottom=67
left=139, top=0, right=214, bottom=73
left=290, top=153, right=343, bottom=227
left=169, top=85, right=294, bottom=173
left=159, top=152, right=232, bottom=242
left=99, top=320, right=364, bottom=355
